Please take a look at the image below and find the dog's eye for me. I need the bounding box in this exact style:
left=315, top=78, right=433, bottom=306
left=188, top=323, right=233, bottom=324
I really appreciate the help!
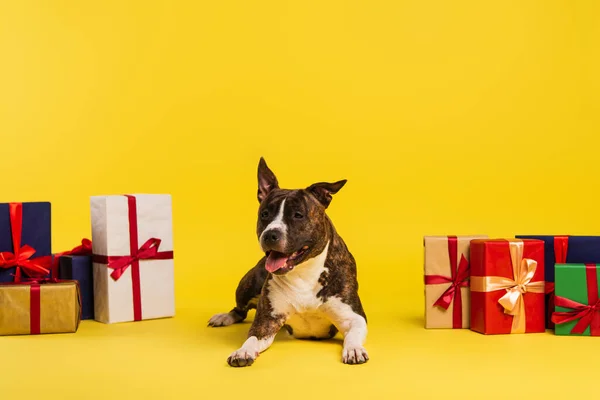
left=261, top=210, right=269, bottom=219
left=294, top=212, right=304, bottom=219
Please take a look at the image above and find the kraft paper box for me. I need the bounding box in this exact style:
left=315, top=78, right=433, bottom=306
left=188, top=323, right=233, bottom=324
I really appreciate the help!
left=470, top=239, right=545, bottom=334
left=515, top=235, right=600, bottom=329
left=553, top=263, right=600, bottom=336
left=0, top=202, right=51, bottom=283
left=0, top=281, right=81, bottom=336
left=59, top=255, right=94, bottom=320
left=423, top=235, right=487, bottom=329
left=91, top=194, right=175, bottom=324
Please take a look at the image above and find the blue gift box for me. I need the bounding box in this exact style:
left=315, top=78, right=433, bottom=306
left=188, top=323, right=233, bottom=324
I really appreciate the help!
left=515, top=235, right=600, bottom=282
left=515, top=235, right=600, bottom=328
left=0, top=202, right=51, bottom=283
left=59, top=255, right=94, bottom=320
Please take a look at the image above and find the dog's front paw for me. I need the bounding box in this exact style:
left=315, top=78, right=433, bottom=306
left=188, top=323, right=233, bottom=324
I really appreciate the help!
left=342, top=346, right=369, bottom=365
left=208, top=313, right=235, bottom=327
left=227, top=349, right=257, bottom=367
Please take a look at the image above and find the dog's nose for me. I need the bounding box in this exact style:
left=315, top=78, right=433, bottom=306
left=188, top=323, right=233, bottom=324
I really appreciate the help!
left=264, top=230, right=280, bottom=245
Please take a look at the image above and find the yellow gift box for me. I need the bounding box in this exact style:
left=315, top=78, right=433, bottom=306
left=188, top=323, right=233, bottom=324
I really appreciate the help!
left=0, top=280, right=81, bottom=336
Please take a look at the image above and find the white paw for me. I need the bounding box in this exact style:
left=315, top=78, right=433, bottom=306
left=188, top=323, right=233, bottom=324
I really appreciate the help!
left=208, top=313, right=235, bottom=327
left=342, top=346, right=369, bottom=365
left=227, top=348, right=257, bottom=367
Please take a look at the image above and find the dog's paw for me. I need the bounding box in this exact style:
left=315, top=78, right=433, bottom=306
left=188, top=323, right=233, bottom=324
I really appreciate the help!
left=208, top=313, right=235, bottom=327
left=227, top=349, right=257, bottom=367
left=342, top=346, right=369, bottom=365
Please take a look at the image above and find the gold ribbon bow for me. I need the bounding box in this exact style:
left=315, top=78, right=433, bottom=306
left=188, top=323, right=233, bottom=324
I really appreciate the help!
left=470, top=240, right=545, bottom=333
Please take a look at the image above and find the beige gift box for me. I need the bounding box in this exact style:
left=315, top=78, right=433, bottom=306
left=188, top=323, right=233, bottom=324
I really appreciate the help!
left=423, top=235, right=487, bottom=329
left=91, top=194, right=175, bottom=324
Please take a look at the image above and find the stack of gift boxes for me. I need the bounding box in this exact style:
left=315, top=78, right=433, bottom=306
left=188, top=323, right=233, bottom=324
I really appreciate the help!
left=0, top=195, right=174, bottom=336
left=424, top=236, right=600, bottom=336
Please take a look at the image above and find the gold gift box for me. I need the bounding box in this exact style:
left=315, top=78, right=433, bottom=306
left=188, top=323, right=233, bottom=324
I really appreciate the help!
left=0, top=281, right=81, bottom=336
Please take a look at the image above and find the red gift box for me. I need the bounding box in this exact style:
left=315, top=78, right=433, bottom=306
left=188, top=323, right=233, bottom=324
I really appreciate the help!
left=470, top=239, right=545, bottom=334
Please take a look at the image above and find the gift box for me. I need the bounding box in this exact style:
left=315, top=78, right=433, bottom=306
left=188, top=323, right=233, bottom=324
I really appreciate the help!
left=50, top=238, right=93, bottom=279
left=0, top=280, right=81, bottom=335
left=552, top=263, right=600, bottom=336
left=470, top=239, right=545, bottom=334
left=0, top=202, right=52, bottom=283
left=515, top=235, right=600, bottom=329
left=91, top=194, right=175, bottom=324
left=423, top=235, right=487, bottom=328
left=59, top=255, right=94, bottom=320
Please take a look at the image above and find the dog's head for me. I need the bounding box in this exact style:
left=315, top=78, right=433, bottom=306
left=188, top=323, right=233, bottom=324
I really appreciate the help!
left=256, top=157, right=346, bottom=275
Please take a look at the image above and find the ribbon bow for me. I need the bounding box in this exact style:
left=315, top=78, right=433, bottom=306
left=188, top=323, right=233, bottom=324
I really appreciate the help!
left=552, top=296, right=600, bottom=334
left=425, top=255, right=469, bottom=309
left=471, top=240, right=545, bottom=333
left=106, top=238, right=163, bottom=281
left=0, top=203, right=51, bottom=282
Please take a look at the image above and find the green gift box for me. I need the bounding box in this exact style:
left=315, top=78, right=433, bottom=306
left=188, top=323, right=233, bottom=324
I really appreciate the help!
left=553, top=263, right=600, bottom=336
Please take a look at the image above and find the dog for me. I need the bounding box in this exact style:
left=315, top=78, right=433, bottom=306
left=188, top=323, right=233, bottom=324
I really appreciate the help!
left=208, top=158, right=368, bottom=367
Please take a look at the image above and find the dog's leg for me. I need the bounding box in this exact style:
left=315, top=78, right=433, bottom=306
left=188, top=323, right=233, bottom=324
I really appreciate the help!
left=209, top=258, right=268, bottom=327
left=227, top=289, right=287, bottom=367
left=323, top=297, right=369, bottom=365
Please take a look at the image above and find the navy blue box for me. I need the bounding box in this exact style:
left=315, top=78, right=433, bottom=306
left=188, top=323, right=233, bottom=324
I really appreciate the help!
left=515, top=236, right=600, bottom=282
left=59, top=255, right=94, bottom=320
left=516, top=235, right=600, bottom=328
left=0, top=202, right=51, bottom=283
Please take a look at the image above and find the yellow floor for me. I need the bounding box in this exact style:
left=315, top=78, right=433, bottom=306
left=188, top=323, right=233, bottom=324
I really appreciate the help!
left=2, top=302, right=600, bottom=399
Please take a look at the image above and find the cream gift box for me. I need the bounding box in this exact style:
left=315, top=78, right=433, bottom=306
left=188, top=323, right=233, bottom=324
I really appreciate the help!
left=424, top=235, right=487, bottom=329
left=91, top=194, right=175, bottom=324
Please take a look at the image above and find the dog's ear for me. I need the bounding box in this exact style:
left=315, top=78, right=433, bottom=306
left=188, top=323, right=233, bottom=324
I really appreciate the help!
left=307, top=180, right=347, bottom=209
left=257, top=157, right=279, bottom=203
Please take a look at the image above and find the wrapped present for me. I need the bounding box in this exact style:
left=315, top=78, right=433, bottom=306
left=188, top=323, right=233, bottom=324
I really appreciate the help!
left=552, top=263, right=600, bottom=336
left=423, top=235, right=487, bottom=328
left=0, top=279, right=81, bottom=335
left=470, top=239, right=545, bottom=334
left=50, top=238, right=93, bottom=279
left=515, top=235, right=600, bottom=329
left=91, top=194, right=174, bottom=324
left=59, top=255, right=94, bottom=320
left=0, top=202, right=52, bottom=283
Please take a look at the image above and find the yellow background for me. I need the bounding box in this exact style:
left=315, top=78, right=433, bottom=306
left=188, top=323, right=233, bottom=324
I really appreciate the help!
left=0, top=0, right=599, bottom=398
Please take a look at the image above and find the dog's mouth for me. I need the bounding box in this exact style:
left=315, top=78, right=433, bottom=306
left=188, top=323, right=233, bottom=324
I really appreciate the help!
left=265, top=246, right=310, bottom=274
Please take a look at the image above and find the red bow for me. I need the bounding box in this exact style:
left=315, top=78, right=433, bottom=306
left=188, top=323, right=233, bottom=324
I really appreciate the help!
left=425, top=255, right=469, bottom=309
left=552, top=296, right=600, bottom=335
left=424, top=236, right=469, bottom=328
left=103, top=238, right=167, bottom=281
left=0, top=203, right=51, bottom=282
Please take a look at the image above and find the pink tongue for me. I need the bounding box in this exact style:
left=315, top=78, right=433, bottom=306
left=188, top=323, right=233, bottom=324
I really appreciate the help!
left=266, top=252, right=289, bottom=273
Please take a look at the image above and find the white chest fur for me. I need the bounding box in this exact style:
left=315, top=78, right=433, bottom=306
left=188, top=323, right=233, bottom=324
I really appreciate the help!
left=267, top=243, right=334, bottom=339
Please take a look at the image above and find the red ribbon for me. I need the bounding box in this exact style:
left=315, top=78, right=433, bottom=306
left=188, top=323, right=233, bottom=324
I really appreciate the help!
left=92, top=195, right=173, bottom=322
left=552, top=263, right=600, bottom=335
left=50, top=238, right=93, bottom=278
left=545, top=236, right=569, bottom=328
left=424, top=236, right=469, bottom=328
left=0, top=203, right=52, bottom=282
